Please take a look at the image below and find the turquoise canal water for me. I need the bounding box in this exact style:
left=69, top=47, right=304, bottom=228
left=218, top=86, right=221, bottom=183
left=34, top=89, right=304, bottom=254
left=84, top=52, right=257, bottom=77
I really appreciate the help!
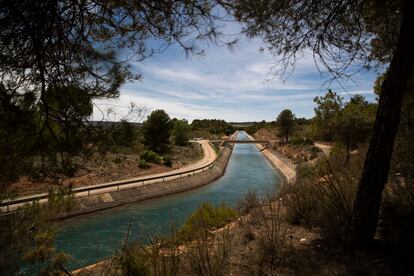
left=55, top=131, right=281, bottom=270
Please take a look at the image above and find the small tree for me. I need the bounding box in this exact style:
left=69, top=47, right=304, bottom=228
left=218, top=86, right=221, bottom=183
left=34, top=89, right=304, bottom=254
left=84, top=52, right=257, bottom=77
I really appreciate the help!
left=334, top=95, right=376, bottom=164
left=112, top=120, right=136, bottom=147
left=142, top=110, right=172, bottom=153
left=312, top=89, right=343, bottom=141
left=276, top=109, right=295, bottom=143
left=172, top=119, right=190, bottom=146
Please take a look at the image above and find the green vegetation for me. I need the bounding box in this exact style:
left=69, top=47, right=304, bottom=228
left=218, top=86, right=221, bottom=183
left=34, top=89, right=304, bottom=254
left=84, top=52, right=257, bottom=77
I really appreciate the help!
left=178, top=203, right=238, bottom=241
left=0, top=188, right=75, bottom=275
left=276, top=109, right=295, bottom=143
left=138, top=159, right=151, bottom=170
left=142, top=110, right=172, bottom=154
left=311, top=91, right=376, bottom=158
left=232, top=0, right=413, bottom=250
left=245, top=120, right=275, bottom=135
left=140, top=150, right=162, bottom=165
left=280, top=149, right=361, bottom=244
left=191, top=119, right=235, bottom=136
left=163, top=155, right=173, bottom=167
left=1, top=0, right=413, bottom=273
left=172, top=119, right=190, bottom=146
left=289, top=137, right=313, bottom=146
left=117, top=203, right=236, bottom=276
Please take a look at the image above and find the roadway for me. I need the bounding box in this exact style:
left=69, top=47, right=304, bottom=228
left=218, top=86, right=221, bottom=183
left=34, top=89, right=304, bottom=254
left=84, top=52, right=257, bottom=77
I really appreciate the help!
left=1, top=140, right=217, bottom=213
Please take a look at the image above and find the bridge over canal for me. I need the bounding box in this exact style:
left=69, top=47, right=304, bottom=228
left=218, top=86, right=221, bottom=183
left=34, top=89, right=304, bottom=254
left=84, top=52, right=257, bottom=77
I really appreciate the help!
left=211, top=139, right=277, bottom=149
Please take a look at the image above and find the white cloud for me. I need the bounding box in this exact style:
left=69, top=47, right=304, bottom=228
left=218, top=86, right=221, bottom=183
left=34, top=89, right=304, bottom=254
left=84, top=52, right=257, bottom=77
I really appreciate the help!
left=94, top=25, right=378, bottom=122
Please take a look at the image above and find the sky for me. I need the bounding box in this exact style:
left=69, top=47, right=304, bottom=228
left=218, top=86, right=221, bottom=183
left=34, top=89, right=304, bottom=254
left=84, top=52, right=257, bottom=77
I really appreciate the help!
left=93, top=23, right=383, bottom=123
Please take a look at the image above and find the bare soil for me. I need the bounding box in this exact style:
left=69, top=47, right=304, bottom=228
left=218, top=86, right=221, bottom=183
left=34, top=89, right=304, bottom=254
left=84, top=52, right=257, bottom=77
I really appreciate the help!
left=7, top=144, right=202, bottom=196
left=253, top=128, right=319, bottom=163
left=222, top=204, right=408, bottom=275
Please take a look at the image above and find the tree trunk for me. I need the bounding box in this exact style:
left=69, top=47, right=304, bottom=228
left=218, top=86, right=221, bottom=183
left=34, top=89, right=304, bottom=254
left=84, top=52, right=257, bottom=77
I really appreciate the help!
left=350, top=1, right=414, bottom=250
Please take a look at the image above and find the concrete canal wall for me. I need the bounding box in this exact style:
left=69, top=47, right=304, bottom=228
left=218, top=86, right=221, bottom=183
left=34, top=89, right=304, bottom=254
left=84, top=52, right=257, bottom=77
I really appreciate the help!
left=245, top=133, right=296, bottom=184
left=57, top=144, right=234, bottom=220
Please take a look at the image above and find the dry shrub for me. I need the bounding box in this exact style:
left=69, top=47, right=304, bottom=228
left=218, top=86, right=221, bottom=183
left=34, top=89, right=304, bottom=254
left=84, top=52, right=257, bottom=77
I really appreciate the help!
left=184, top=230, right=232, bottom=276
left=236, top=189, right=260, bottom=215
left=278, top=165, right=319, bottom=226
left=117, top=203, right=236, bottom=276
left=118, top=234, right=181, bottom=276
left=379, top=181, right=414, bottom=247
left=255, top=194, right=287, bottom=275
left=279, top=146, right=363, bottom=246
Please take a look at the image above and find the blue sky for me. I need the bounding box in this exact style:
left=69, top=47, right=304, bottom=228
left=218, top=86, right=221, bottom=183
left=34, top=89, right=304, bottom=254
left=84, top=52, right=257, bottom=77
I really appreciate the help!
left=93, top=24, right=382, bottom=122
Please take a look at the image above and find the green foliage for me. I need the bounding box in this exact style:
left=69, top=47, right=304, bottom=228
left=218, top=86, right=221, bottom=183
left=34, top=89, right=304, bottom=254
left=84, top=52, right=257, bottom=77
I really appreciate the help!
left=289, top=136, right=314, bottom=145
left=191, top=119, right=235, bottom=135
left=311, top=90, right=376, bottom=160
left=276, top=109, right=295, bottom=143
left=0, top=187, right=75, bottom=275
left=178, top=203, right=238, bottom=241
left=140, top=150, right=162, bottom=165
left=142, top=110, right=172, bottom=153
left=118, top=222, right=231, bottom=276
left=245, top=120, right=275, bottom=135
left=0, top=84, right=96, bottom=184
left=379, top=91, right=414, bottom=248
left=379, top=182, right=414, bottom=247
left=373, top=73, right=386, bottom=96
left=113, top=157, right=124, bottom=164
left=311, top=89, right=343, bottom=141
left=391, top=91, right=414, bottom=184
left=172, top=119, right=190, bottom=146
left=163, top=154, right=172, bottom=167
left=334, top=95, right=376, bottom=154
left=112, top=120, right=137, bottom=147
left=0, top=0, right=230, bottom=190
left=138, top=159, right=151, bottom=169
left=120, top=245, right=151, bottom=276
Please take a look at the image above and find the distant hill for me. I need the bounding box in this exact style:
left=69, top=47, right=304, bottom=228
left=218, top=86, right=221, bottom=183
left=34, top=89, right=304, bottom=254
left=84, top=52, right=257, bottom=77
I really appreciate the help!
left=229, top=122, right=255, bottom=127
left=89, top=121, right=143, bottom=128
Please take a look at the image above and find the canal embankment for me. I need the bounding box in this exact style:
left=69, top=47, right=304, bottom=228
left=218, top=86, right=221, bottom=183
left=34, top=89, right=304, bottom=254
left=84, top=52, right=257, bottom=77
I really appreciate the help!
left=245, top=133, right=296, bottom=184
left=58, top=145, right=233, bottom=219
left=55, top=133, right=238, bottom=220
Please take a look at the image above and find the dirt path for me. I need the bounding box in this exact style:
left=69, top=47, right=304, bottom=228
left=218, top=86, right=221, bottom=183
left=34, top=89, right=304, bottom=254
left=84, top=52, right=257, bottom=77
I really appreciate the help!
left=105, top=140, right=217, bottom=183
left=314, top=142, right=332, bottom=155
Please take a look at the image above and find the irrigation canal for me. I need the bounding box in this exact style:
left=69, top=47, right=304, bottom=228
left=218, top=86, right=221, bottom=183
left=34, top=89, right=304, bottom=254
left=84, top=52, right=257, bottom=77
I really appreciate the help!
left=55, top=131, right=281, bottom=270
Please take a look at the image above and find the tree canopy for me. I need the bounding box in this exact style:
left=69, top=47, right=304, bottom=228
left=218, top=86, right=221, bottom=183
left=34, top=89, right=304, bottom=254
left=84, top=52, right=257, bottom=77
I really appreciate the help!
left=227, top=0, right=414, bottom=249
left=142, top=110, right=172, bottom=153
left=276, top=109, right=295, bottom=143
left=0, top=0, right=229, bottom=184
left=172, top=119, right=191, bottom=146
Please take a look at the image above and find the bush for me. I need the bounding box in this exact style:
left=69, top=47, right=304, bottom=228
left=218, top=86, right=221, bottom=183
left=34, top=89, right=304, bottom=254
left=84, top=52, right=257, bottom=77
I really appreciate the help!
left=278, top=167, right=318, bottom=226
left=379, top=182, right=414, bottom=247
left=120, top=244, right=151, bottom=276
left=237, top=189, right=260, bottom=215
left=309, top=146, right=321, bottom=153
left=132, top=140, right=145, bottom=154
left=185, top=230, right=232, bottom=276
left=290, top=137, right=314, bottom=145
left=140, top=150, right=162, bottom=165
left=278, top=148, right=362, bottom=246
left=138, top=159, right=151, bottom=169
left=163, top=154, right=172, bottom=167
left=113, top=157, right=123, bottom=164
left=255, top=195, right=287, bottom=274
left=178, top=202, right=238, bottom=241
